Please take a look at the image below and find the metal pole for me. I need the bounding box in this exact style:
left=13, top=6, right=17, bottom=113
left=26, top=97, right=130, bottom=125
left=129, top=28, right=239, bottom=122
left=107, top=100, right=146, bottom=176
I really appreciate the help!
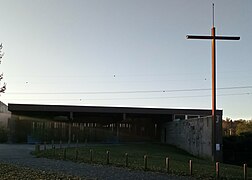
left=212, top=27, right=216, bottom=161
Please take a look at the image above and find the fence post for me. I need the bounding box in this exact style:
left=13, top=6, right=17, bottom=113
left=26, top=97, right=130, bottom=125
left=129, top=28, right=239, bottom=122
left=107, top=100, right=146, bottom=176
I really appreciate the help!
left=59, top=140, right=62, bottom=149
left=35, top=144, right=40, bottom=152
left=144, top=155, right=148, bottom=171
left=106, top=151, right=110, bottom=164
left=53, top=146, right=56, bottom=157
left=51, top=140, right=54, bottom=149
left=44, top=141, right=46, bottom=150
left=90, top=149, right=93, bottom=162
left=189, top=160, right=193, bottom=176
left=63, top=148, right=66, bottom=160
left=76, top=139, right=79, bottom=148
left=125, top=153, right=128, bottom=167
left=244, top=163, right=247, bottom=180
left=165, top=157, right=170, bottom=173
left=216, top=162, right=220, bottom=179
left=75, top=149, right=78, bottom=161
left=68, top=139, right=70, bottom=147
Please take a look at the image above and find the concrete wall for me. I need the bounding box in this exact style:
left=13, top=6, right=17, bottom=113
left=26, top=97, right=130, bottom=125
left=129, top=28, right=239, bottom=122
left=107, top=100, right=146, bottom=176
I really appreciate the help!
left=0, top=101, right=8, bottom=113
left=161, top=116, right=213, bottom=159
left=0, top=101, right=10, bottom=128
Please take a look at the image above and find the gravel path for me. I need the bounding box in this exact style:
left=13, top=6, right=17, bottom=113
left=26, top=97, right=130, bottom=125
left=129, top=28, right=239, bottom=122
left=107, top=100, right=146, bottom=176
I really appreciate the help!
left=0, top=144, right=194, bottom=180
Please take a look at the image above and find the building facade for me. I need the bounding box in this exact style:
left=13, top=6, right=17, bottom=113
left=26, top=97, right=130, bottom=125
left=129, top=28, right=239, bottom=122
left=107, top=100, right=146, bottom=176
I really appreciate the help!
left=8, top=103, right=222, bottom=160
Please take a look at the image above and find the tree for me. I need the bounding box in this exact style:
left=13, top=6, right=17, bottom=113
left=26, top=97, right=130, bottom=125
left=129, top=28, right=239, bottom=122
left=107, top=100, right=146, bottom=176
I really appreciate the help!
left=223, top=118, right=232, bottom=136
left=0, top=43, right=6, bottom=93
left=236, top=120, right=252, bottom=136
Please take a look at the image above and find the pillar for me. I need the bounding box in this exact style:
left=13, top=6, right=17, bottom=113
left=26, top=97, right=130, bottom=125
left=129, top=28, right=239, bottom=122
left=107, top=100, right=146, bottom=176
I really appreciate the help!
left=68, top=112, right=73, bottom=144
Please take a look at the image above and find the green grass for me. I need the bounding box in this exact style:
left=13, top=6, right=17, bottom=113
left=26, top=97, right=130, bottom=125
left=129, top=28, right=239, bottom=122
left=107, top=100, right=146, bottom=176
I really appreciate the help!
left=0, top=163, right=85, bottom=179
left=34, top=143, right=252, bottom=180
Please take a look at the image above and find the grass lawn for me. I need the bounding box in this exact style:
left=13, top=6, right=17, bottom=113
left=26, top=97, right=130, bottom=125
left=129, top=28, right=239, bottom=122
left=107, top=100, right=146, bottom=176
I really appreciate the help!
left=0, top=163, right=84, bottom=179
left=34, top=143, right=251, bottom=180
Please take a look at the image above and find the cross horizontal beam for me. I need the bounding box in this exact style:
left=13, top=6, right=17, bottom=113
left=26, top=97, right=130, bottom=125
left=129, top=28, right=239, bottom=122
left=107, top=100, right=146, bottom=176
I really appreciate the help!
left=186, top=35, right=240, bottom=40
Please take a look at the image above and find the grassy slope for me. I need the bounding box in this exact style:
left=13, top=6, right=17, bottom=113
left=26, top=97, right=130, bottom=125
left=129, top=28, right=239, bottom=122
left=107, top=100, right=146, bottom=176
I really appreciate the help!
left=34, top=143, right=252, bottom=180
left=0, top=163, right=84, bottom=180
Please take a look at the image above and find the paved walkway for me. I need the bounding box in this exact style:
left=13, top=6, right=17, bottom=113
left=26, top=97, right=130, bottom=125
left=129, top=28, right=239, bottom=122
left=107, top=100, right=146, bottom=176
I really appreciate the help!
left=0, top=144, right=194, bottom=180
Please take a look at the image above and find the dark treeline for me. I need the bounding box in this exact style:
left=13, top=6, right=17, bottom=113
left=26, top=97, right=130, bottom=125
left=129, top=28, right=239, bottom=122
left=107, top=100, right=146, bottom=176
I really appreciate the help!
left=222, top=119, right=252, bottom=166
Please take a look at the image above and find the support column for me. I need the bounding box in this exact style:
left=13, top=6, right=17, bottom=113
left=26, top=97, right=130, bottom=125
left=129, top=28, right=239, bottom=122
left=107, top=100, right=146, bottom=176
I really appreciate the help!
left=154, top=123, right=157, bottom=137
left=68, top=112, right=73, bottom=144
left=111, top=123, right=114, bottom=132
left=7, top=115, right=17, bottom=143
left=116, top=122, right=119, bottom=137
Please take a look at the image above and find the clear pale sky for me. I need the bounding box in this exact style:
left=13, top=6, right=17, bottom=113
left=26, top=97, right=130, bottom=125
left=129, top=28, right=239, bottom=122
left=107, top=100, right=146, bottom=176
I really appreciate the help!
left=0, top=0, right=251, bottom=120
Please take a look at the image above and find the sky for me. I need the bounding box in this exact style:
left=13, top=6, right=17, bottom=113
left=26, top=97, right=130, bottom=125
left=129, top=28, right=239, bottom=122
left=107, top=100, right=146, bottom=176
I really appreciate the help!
left=0, top=0, right=251, bottom=120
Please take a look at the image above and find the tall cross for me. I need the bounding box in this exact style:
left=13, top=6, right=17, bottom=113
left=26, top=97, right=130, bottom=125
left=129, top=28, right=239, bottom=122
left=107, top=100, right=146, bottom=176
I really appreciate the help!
left=186, top=4, right=240, bottom=161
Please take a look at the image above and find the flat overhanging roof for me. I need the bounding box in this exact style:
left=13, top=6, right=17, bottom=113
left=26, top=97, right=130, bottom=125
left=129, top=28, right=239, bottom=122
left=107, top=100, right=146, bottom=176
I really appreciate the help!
left=8, top=103, right=222, bottom=116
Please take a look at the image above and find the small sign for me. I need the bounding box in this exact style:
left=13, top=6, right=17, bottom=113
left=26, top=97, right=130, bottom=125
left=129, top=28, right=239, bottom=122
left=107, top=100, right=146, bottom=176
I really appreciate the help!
left=216, top=144, right=220, bottom=151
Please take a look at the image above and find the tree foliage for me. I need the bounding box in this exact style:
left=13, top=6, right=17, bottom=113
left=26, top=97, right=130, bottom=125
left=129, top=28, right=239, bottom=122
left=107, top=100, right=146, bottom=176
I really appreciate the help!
left=223, top=118, right=252, bottom=166
left=236, top=120, right=252, bottom=136
left=0, top=43, right=6, bottom=93
left=223, top=118, right=252, bottom=136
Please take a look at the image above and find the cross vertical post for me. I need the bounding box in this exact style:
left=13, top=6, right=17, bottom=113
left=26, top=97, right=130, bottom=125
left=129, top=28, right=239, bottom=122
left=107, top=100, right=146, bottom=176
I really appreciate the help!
left=211, top=27, right=216, bottom=160
left=186, top=4, right=240, bottom=161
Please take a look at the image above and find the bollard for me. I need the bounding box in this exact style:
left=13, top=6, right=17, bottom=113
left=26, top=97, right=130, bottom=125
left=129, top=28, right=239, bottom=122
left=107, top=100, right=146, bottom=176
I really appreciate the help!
left=75, top=149, right=78, bottom=161
left=165, top=157, right=170, bottom=173
left=53, top=146, right=56, bottom=157
left=76, top=139, right=79, bottom=148
left=51, top=140, right=54, bottom=149
left=189, top=160, right=193, bottom=176
left=125, top=153, right=128, bottom=167
left=43, top=141, right=46, bottom=150
left=35, top=144, right=40, bottom=152
left=244, top=163, right=247, bottom=180
left=68, top=139, right=70, bottom=147
left=59, top=140, right=62, bottom=149
left=90, top=149, right=93, bottom=162
left=35, top=144, right=37, bottom=152
left=106, top=151, right=110, bottom=164
left=63, top=148, right=67, bottom=160
left=216, top=162, right=220, bottom=179
left=144, top=155, right=148, bottom=171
